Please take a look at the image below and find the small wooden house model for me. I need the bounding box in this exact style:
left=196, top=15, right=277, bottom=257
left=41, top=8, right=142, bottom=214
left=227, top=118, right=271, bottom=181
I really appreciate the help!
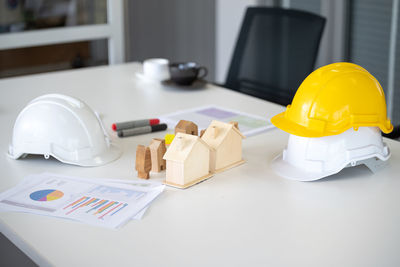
left=201, top=120, right=246, bottom=173
left=175, top=120, right=198, bottom=136
left=163, top=133, right=213, bottom=188
left=149, top=138, right=166, bottom=172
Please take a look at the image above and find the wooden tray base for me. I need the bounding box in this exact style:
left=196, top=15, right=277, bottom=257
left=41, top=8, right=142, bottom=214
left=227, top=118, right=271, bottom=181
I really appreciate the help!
left=214, top=159, right=246, bottom=173
left=164, top=173, right=213, bottom=189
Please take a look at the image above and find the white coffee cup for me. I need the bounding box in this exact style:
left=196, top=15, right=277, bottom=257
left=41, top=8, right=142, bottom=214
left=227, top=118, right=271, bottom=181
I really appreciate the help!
left=142, top=58, right=170, bottom=81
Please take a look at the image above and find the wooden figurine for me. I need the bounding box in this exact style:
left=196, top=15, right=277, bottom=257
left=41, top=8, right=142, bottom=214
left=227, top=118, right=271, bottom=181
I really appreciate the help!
left=135, top=145, right=152, bottom=179
left=201, top=120, right=246, bottom=173
left=149, top=138, right=167, bottom=172
left=175, top=120, right=198, bottom=136
left=163, top=133, right=213, bottom=188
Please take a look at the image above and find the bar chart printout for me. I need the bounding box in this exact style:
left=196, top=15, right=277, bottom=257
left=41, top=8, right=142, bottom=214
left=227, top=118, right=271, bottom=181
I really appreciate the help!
left=0, top=173, right=165, bottom=229
left=63, top=196, right=129, bottom=220
left=57, top=184, right=149, bottom=227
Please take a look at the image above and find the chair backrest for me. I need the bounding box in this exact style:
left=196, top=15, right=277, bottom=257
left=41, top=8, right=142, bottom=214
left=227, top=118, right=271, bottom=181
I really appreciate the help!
left=383, top=125, right=400, bottom=140
left=225, top=7, right=326, bottom=106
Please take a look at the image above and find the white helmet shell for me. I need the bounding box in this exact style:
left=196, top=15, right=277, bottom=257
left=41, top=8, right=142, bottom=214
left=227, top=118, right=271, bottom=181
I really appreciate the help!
left=271, top=127, right=390, bottom=181
left=8, top=94, right=121, bottom=166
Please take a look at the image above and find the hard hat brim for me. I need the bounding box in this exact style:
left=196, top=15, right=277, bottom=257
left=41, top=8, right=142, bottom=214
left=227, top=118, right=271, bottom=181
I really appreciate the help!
left=270, top=152, right=341, bottom=181
left=271, top=111, right=394, bottom=137
left=271, top=112, right=329, bottom=137
left=8, top=142, right=122, bottom=167
left=54, top=143, right=122, bottom=167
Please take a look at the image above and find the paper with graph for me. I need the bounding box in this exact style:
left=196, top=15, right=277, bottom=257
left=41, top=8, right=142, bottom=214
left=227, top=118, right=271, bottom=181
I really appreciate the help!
left=0, top=173, right=164, bottom=229
left=160, top=105, right=274, bottom=137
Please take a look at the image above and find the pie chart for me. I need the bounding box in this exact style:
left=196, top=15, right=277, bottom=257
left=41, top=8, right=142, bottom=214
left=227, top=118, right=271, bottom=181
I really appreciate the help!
left=30, top=189, right=64, bottom=201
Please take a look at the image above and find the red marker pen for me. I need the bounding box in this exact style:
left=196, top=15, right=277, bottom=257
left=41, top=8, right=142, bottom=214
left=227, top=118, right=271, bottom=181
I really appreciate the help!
left=112, top=119, right=159, bottom=131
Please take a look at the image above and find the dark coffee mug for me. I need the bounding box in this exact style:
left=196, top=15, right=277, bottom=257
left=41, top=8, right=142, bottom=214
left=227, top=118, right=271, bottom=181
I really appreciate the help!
left=169, top=62, right=208, bottom=85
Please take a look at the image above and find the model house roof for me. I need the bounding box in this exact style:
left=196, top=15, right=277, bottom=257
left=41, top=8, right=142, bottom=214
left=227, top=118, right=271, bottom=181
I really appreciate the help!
left=163, top=132, right=211, bottom=162
left=175, top=120, right=197, bottom=131
left=201, top=120, right=245, bottom=149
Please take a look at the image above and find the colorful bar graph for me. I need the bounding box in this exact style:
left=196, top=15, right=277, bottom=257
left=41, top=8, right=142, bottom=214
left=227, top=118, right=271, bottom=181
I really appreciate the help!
left=63, top=196, right=87, bottom=210
left=63, top=196, right=128, bottom=220
left=71, top=197, right=90, bottom=209
left=98, top=203, right=123, bottom=219
left=87, top=200, right=108, bottom=213
left=66, top=197, right=94, bottom=215
left=110, top=203, right=128, bottom=216
left=95, top=201, right=117, bottom=214
left=84, top=198, right=99, bottom=206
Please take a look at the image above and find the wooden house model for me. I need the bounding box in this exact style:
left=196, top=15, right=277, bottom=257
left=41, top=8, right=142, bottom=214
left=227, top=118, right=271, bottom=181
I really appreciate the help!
left=201, top=120, right=246, bottom=173
left=175, top=120, right=198, bottom=136
left=163, top=132, right=213, bottom=188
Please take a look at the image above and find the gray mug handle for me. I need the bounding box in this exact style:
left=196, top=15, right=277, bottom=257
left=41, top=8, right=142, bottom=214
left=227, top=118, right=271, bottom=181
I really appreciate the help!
left=198, top=67, right=208, bottom=79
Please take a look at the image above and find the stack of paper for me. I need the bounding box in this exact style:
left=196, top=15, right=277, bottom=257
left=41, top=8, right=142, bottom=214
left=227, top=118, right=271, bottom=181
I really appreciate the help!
left=0, top=173, right=165, bottom=229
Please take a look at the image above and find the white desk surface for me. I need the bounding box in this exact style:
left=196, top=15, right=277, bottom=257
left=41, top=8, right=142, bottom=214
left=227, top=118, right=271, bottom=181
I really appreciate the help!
left=0, top=62, right=400, bottom=267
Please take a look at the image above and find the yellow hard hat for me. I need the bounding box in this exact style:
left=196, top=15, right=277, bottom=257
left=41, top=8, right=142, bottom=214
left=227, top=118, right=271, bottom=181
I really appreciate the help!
left=271, top=62, right=393, bottom=137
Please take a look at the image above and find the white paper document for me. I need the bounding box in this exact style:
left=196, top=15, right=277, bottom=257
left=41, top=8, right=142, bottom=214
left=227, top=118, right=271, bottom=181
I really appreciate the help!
left=0, top=173, right=165, bottom=229
left=160, top=105, right=274, bottom=137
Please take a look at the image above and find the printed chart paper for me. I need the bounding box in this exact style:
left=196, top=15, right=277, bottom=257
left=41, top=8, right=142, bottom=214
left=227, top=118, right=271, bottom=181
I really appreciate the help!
left=0, top=173, right=165, bottom=229
left=160, top=105, right=274, bottom=137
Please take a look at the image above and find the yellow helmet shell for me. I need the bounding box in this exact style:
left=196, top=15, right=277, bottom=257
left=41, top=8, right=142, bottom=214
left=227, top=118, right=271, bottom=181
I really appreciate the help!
left=271, top=62, right=393, bottom=137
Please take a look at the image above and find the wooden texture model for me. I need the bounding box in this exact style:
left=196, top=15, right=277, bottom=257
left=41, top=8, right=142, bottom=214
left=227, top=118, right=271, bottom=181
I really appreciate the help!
left=175, top=120, right=198, bottom=136
left=163, top=133, right=213, bottom=188
left=149, top=138, right=167, bottom=172
left=135, top=145, right=152, bottom=179
left=201, top=120, right=246, bottom=173
left=229, top=121, right=239, bottom=130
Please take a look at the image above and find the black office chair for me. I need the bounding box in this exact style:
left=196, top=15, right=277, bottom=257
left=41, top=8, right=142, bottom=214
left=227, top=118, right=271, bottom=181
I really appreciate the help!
left=225, top=7, right=326, bottom=106
left=383, top=125, right=400, bottom=140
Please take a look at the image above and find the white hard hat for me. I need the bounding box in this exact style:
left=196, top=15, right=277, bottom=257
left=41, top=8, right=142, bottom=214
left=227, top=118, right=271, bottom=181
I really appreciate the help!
left=271, top=127, right=390, bottom=181
left=8, top=94, right=121, bottom=166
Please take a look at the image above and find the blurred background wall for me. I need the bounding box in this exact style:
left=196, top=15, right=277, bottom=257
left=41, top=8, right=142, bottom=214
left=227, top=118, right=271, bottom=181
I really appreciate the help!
left=0, top=0, right=399, bottom=125
left=125, top=0, right=215, bottom=81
